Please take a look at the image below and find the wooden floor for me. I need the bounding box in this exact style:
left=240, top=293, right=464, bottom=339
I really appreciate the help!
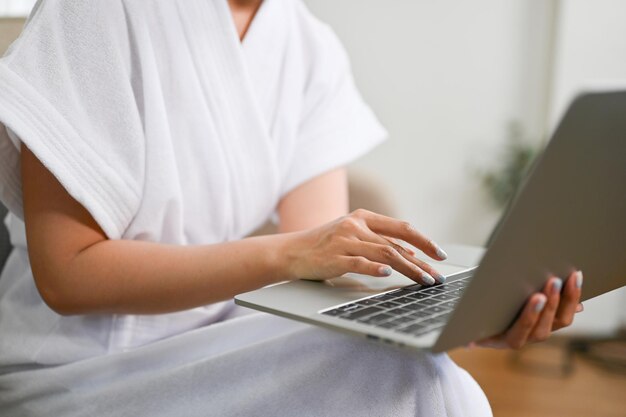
left=450, top=338, right=626, bottom=417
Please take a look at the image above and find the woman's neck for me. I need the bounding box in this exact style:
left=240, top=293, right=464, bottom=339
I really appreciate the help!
left=228, top=0, right=263, bottom=41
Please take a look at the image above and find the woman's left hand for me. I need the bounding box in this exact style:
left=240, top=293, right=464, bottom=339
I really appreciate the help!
left=472, top=270, right=584, bottom=349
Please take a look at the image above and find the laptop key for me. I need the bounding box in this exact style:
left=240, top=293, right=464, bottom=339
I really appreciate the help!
left=407, top=292, right=432, bottom=300
left=358, top=313, right=393, bottom=324
left=381, top=317, right=414, bottom=329
left=422, top=306, right=450, bottom=315
left=447, top=290, right=464, bottom=298
left=393, top=316, right=415, bottom=324
left=392, top=297, right=415, bottom=304
left=420, top=298, right=440, bottom=306
left=421, top=317, right=446, bottom=327
left=422, top=288, right=445, bottom=295
left=403, top=303, right=427, bottom=311
left=407, top=310, right=430, bottom=319
left=437, top=284, right=455, bottom=291
left=440, top=300, right=458, bottom=309
left=341, top=306, right=383, bottom=320
left=397, top=323, right=427, bottom=335
left=371, top=294, right=396, bottom=301
left=437, top=312, right=452, bottom=322
left=432, top=294, right=457, bottom=302
left=376, top=320, right=401, bottom=329
left=378, top=301, right=401, bottom=309
left=446, top=281, right=467, bottom=289
left=387, top=289, right=417, bottom=297
left=356, top=299, right=380, bottom=306
left=387, top=307, right=412, bottom=315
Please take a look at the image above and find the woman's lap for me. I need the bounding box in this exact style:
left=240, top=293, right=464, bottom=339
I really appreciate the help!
left=0, top=312, right=491, bottom=417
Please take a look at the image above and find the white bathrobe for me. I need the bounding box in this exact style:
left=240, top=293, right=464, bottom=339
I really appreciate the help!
left=0, top=0, right=491, bottom=415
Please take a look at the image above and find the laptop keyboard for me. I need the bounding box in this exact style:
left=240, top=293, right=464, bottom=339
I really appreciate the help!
left=320, top=276, right=470, bottom=337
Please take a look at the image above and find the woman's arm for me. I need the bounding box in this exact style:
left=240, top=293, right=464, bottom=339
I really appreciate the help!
left=22, top=146, right=297, bottom=315
left=277, top=168, right=349, bottom=233
left=22, top=148, right=445, bottom=316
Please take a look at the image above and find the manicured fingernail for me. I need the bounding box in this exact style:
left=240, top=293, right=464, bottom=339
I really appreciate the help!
left=422, top=273, right=436, bottom=285
left=534, top=297, right=547, bottom=313
left=379, top=266, right=393, bottom=276
left=576, top=270, right=583, bottom=288
left=434, top=244, right=448, bottom=260
left=552, top=278, right=563, bottom=294
left=436, top=273, right=446, bottom=284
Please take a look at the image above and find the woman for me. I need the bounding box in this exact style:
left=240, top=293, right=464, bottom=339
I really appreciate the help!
left=0, top=0, right=582, bottom=415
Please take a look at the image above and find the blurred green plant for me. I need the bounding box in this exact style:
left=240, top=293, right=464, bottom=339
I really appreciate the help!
left=480, top=122, right=540, bottom=209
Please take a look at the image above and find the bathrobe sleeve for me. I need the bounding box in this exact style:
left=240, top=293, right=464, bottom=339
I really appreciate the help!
left=0, top=0, right=144, bottom=239
left=280, top=21, right=388, bottom=195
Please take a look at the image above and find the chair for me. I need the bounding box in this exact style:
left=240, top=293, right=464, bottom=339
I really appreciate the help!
left=0, top=17, right=25, bottom=54
left=0, top=202, right=11, bottom=272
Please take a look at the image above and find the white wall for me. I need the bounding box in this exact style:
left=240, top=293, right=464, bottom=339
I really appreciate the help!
left=304, top=0, right=554, bottom=246
left=550, top=0, right=626, bottom=126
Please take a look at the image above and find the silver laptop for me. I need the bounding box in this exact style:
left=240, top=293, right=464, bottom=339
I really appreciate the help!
left=235, top=91, right=626, bottom=353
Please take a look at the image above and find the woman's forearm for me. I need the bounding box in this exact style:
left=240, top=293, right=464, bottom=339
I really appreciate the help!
left=21, top=143, right=350, bottom=316
left=43, top=232, right=298, bottom=315
left=53, top=169, right=349, bottom=315
left=20, top=144, right=299, bottom=315
left=23, top=145, right=445, bottom=316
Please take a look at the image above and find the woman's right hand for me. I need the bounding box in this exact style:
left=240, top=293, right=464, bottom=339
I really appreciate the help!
left=284, top=209, right=449, bottom=285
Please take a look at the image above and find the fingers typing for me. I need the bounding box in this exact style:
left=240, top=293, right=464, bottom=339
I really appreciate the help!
left=343, top=240, right=436, bottom=285
left=350, top=209, right=448, bottom=261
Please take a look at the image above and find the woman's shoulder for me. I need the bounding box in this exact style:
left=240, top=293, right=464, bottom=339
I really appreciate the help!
left=274, top=0, right=351, bottom=78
